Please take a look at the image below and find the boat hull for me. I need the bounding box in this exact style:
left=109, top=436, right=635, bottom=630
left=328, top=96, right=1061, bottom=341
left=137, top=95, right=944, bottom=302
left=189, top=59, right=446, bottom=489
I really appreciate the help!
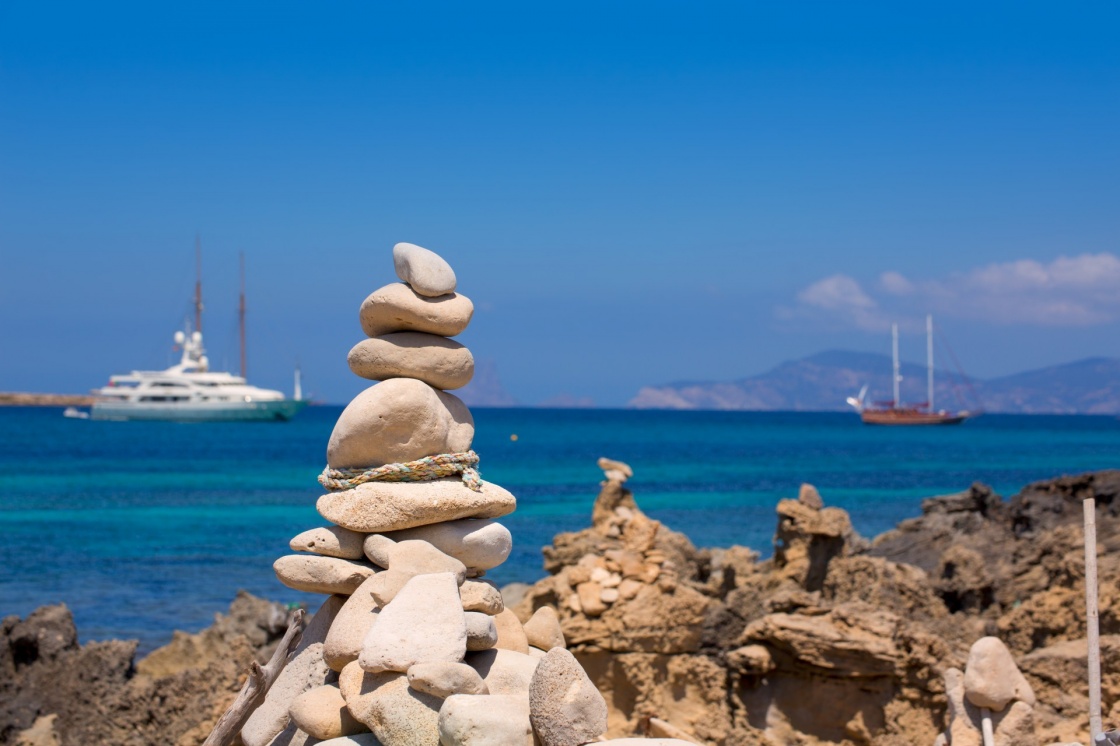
left=860, top=410, right=969, bottom=426
left=90, top=399, right=308, bottom=422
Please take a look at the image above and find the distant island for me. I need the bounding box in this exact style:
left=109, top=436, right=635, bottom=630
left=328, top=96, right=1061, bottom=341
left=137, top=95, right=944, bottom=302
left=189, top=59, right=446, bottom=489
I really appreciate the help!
left=630, top=350, right=1120, bottom=414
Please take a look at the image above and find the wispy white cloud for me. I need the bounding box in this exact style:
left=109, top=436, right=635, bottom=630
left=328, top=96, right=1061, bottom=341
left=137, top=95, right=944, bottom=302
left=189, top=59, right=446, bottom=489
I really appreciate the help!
left=792, top=253, right=1120, bottom=329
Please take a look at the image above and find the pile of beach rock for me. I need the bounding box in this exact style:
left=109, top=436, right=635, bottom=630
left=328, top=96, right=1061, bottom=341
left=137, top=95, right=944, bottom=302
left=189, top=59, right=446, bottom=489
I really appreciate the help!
left=936, top=636, right=1038, bottom=746
left=239, top=243, right=691, bottom=746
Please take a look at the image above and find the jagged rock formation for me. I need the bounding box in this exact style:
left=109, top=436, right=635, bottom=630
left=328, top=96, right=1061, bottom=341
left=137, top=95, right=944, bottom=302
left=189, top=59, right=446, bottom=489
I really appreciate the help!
left=515, top=465, right=1120, bottom=745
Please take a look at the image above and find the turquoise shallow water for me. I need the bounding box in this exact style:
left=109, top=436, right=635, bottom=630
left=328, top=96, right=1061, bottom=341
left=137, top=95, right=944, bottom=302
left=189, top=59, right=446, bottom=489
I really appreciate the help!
left=1, top=406, right=1118, bottom=653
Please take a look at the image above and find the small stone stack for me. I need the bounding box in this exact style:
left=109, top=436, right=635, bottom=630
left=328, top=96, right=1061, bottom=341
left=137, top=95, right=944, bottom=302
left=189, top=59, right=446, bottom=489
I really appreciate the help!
left=240, top=243, right=690, bottom=746
left=936, top=636, right=1038, bottom=746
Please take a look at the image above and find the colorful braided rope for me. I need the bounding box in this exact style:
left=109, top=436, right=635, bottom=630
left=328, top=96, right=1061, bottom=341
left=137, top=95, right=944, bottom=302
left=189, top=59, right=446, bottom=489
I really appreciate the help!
left=318, top=450, right=482, bottom=493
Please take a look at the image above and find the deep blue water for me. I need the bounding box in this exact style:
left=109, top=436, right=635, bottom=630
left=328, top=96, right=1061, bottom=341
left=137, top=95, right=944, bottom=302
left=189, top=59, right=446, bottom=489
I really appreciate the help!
left=1, top=406, right=1118, bottom=653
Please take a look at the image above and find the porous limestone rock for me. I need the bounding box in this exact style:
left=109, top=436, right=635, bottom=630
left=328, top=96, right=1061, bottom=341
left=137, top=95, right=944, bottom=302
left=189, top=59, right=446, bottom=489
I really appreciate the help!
left=464, top=612, right=498, bottom=652
left=288, top=684, right=364, bottom=741
left=359, top=283, right=473, bottom=339
left=272, top=555, right=376, bottom=595
left=460, top=580, right=504, bottom=615
left=326, top=378, right=473, bottom=470
left=382, top=519, right=513, bottom=572
left=290, top=526, right=367, bottom=560
left=492, top=608, right=529, bottom=654
left=963, top=636, right=1036, bottom=711
left=393, top=242, right=457, bottom=297
left=407, top=661, right=488, bottom=698
left=324, top=576, right=382, bottom=671
left=522, top=606, right=565, bottom=651
left=359, top=572, right=467, bottom=674
left=242, top=596, right=344, bottom=746
left=528, top=647, right=608, bottom=746
left=339, top=663, right=442, bottom=746
left=466, top=648, right=539, bottom=695
left=437, top=693, right=533, bottom=745
left=318, top=479, right=516, bottom=534
left=348, top=333, right=474, bottom=391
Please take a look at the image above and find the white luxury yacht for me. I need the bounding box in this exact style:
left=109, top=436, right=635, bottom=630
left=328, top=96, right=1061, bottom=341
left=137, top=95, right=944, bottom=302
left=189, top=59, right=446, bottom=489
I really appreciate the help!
left=91, top=327, right=307, bottom=422
left=89, top=246, right=307, bottom=422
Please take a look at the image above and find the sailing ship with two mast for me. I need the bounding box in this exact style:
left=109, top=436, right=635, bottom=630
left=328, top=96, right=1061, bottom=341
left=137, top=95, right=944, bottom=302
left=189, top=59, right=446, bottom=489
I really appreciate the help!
left=846, top=315, right=973, bottom=426
left=89, top=244, right=308, bottom=422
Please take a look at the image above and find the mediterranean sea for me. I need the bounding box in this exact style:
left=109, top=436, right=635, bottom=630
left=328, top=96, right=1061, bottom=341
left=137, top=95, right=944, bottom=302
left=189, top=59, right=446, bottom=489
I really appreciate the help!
left=1, top=406, right=1117, bottom=653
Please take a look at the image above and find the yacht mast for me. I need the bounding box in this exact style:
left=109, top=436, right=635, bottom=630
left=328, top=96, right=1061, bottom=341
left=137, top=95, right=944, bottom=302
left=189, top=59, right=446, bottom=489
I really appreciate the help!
left=892, top=322, right=900, bottom=408
left=193, top=235, right=203, bottom=334
left=239, top=252, right=247, bottom=379
left=926, top=314, right=934, bottom=412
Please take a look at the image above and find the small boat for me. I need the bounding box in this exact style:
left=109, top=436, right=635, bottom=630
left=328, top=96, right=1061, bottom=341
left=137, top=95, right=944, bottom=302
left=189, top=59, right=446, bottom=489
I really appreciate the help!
left=63, top=407, right=90, bottom=419
left=90, top=246, right=307, bottom=423
left=847, top=315, right=973, bottom=426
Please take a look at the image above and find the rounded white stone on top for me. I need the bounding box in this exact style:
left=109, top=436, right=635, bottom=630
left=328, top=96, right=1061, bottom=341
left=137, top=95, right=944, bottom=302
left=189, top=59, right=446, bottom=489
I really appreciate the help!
left=393, top=242, right=457, bottom=297
left=326, top=378, right=473, bottom=470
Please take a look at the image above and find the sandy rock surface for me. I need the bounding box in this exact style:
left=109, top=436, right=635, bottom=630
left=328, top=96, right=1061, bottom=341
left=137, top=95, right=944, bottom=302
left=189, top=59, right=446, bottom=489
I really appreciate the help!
left=359, top=572, right=467, bottom=674
left=438, top=693, right=533, bottom=745
left=407, top=661, right=488, bottom=698
left=528, top=647, right=608, bottom=746
left=324, top=576, right=382, bottom=671
left=317, top=479, right=516, bottom=533
left=272, top=555, right=376, bottom=595
left=348, top=333, right=474, bottom=390
left=290, top=526, right=367, bottom=560
left=381, top=519, right=513, bottom=572
left=359, top=283, right=473, bottom=339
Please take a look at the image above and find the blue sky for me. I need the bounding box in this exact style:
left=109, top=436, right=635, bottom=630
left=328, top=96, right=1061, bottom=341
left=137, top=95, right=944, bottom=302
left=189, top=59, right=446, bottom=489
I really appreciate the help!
left=1, top=2, right=1117, bottom=405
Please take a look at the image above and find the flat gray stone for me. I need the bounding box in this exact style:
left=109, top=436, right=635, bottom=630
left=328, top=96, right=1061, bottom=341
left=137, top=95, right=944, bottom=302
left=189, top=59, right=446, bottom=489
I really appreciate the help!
left=465, top=648, right=539, bottom=696
left=963, top=636, right=1035, bottom=711
left=522, top=606, right=565, bottom=651
left=529, top=648, right=607, bottom=746
left=326, top=379, right=473, bottom=470
left=273, top=555, right=376, bottom=595
left=288, top=684, right=364, bottom=741
left=317, top=479, right=516, bottom=534
left=393, top=242, right=457, bottom=297
left=359, top=283, right=473, bottom=339
left=464, top=612, right=497, bottom=652
left=339, top=663, right=442, bottom=746
left=348, top=333, right=474, bottom=391
left=324, top=575, right=382, bottom=672
left=382, top=519, right=512, bottom=572
left=359, top=572, right=467, bottom=674
left=438, top=693, right=533, bottom=745
left=290, top=526, right=367, bottom=560
left=242, top=596, right=345, bottom=746
left=460, top=580, right=504, bottom=615
left=407, top=660, right=488, bottom=698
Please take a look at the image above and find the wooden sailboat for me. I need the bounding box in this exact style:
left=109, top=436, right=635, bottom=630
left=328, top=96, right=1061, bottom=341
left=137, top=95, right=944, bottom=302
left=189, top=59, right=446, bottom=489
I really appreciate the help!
left=847, top=315, right=973, bottom=426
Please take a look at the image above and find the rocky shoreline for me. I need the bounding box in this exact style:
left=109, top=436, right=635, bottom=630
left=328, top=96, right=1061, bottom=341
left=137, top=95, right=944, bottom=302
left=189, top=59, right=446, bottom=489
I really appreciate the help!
left=4, top=466, right=1118, bottom=745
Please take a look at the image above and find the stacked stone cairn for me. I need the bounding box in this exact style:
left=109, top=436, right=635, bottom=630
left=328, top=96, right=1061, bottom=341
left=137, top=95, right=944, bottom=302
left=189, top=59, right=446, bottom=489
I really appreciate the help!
left=935, top=636, right=1037, bottom=746
left=240, top=242, right=692, bottom=746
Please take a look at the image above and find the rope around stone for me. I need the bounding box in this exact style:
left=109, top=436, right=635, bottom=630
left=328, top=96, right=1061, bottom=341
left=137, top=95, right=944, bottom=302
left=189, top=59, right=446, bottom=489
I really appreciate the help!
left=318, top=450, right=482, bottom=493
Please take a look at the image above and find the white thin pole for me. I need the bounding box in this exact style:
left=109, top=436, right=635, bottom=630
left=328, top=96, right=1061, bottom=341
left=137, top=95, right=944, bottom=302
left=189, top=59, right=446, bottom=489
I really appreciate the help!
left=980, top=708, right=995, bottom=746
left=927, top=315, right=934, bottom=412
left=892, top=323, right=900, bottom=408
left=1085, top=497, right=1104, bottom=743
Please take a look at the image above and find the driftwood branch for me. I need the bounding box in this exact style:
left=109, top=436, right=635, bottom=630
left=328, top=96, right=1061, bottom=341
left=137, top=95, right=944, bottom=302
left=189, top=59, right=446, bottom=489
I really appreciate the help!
left=1085, top=497, right=1104, bottom=743
left=202, top=608, right=306, bottom=746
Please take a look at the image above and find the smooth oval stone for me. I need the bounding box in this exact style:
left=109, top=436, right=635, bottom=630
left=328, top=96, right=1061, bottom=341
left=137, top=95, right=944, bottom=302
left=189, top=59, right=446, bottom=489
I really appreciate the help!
left=381, top=520, right=512, bottom=572
left=522, top=607, right=565, bottom=651
left=317, top=479, right=516, bottom=534
left=465, top=648, right=539, bottom=696
left=460, top=580, right=504, bottom=615
left=464, top=612, right=498, bottom=652
left=407, top=661, right=488, bottom=698
left=290, top=526, right=367, bottom=560
left=359, top=283, right=474, bottom=338
left=315, top=735, right=383, bottom=746
left=273, top=555, right=377, bottom=595
left=362, top=534, right=396, bottom=568
left=324, top=575, right=382, bottom=672
left=491, top=608, right=529, bottom=654
left=529, top=648, right=608, bottom=746
left=288, top=684, right=364, bottom=741
left=963, top=636, right=1035, bottom=711
left=242, top=596, right=345, bottom=746
left=368, top=540, right=467, bottom=606
left=326, top=379, right=473, bottom=470
left=348, top=333, right=474, bottom=391
left=339, top=664, right=442, bottom=746
left=359, top=573, right=467, bottom=674
left=438, top=694, right=533, bottom=746
left=393, top=242, right=456, bottom=297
